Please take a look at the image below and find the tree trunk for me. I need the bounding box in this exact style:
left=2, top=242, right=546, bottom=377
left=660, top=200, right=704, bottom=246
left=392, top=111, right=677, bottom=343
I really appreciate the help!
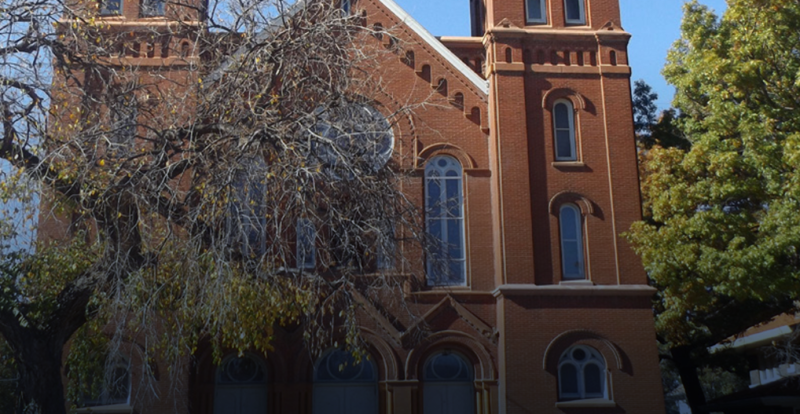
left=672, top=345, right=706, bottom=411
left=14, top=331, right=69, bottom=414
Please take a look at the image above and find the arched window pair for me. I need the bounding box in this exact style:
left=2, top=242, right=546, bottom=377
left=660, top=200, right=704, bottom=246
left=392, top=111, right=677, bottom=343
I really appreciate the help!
left=425, top=156, right=466, bottom=286
left=558, top=345, right=607, bottom=400
left=212, top=351, right=376, bottom=414
left=525, top=0, right=586, bottom=25
left=311, top=349, right=476, bottom=414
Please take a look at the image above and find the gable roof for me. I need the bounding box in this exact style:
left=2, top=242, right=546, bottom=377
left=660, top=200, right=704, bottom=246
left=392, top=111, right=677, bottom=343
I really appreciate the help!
left=207, top=0, right=490, bottom=96
left=376, top=0, right=489, bottom=95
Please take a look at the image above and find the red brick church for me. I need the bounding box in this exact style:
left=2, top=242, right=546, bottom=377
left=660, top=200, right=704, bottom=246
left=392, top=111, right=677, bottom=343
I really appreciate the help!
left=76, top=0, right=667, bottom=413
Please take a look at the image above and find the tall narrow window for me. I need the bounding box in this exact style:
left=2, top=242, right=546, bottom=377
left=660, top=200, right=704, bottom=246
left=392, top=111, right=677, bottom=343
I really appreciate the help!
left=553, top=100, right=577, bottom=161
left=425, top=156, right=466, bottom=286
left=297, top=218, right=316, bottom=269
left=564, top=0, right=585, bottom=25
left=227, top=159, right=267, bottom=257
left=108, top=95, right=137, bottom=156
left=559, top=204, right=584, bottom=280
left=341, top=0, right=351, bottom=13
left=526, top=0, right=546, bottom=24
left=558, top=346, right=606, bottom=400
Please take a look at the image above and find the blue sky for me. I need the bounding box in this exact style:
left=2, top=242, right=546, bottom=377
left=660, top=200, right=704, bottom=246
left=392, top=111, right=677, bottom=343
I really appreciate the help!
left=394, top=0, right=728, bottom=110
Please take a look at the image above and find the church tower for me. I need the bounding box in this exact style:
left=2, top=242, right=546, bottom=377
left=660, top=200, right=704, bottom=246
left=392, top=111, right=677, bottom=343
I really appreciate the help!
left=472, top=0, right=667, bottom=412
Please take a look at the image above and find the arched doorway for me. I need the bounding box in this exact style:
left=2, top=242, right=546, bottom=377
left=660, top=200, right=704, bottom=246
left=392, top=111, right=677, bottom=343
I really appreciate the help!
left=423, top=351, right=475, bottom=414
left=213, top=353, right=268, bottom=414
left=312, top=349, right=378, bottom=414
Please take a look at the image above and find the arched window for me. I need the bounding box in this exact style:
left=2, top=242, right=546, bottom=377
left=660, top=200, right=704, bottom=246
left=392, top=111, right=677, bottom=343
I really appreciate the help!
left=425, top=156, right=466, bottom=286
left=553, top=100, right=577, bottom=161
left=313, top=349, right=378, bottom=414
left=564, top=0, right=586, bottom=25
left=558, top=346, right=606, bottom=400
left=214, top=354, right=268, bottom=414
left=559, top=204, right=585, bottom=280
left=526, top=0, right=546, bottom=24
left=310, top=103, right=394, bottom=175
left=423, top=351, right=475, bottom=414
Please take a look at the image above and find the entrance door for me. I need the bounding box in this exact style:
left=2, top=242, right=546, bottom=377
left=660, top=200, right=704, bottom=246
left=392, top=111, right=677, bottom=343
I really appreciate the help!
left=214, top=354, right=268, bottom=414
left=312, top=349, right=378, bottom=414
left=423, top=351, right=475, bottom=414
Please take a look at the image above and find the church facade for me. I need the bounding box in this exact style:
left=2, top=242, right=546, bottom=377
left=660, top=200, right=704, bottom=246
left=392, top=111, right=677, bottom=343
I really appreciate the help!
left=78, top=0, right=667, bottom=413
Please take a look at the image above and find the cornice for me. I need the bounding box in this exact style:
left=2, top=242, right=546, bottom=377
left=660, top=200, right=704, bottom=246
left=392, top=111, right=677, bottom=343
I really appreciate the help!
left=492, top=284, right=656, bottom=298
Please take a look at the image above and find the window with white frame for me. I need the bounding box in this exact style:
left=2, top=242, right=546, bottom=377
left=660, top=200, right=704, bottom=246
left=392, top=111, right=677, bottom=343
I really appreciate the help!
left=559, top=204, right=584, bottom=280
left=297, top=218, right=316, bottom=269
left=425, top=156, right=466, bottom=286
left=564, top=0, right=585, bottom=25
left=526, top=0, right=547, bottom=24
left=558, top=345, right=607, bottom=400
left=553, top=99, right=577, bottom=161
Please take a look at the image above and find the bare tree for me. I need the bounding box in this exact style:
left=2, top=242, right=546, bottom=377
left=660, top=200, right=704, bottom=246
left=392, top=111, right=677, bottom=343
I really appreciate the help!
left=0, top=0, right=429, bottom=412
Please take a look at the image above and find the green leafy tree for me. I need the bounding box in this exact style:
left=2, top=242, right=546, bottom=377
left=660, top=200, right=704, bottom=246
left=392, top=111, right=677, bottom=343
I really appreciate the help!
left=632, top=79, right=690, bottom=150
left=627, top=0, right=800, bottom=409
left=632, top=79, right=659, bottom=142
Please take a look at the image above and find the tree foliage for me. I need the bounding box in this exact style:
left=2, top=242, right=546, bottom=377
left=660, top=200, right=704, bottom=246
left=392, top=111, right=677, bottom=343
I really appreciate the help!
left=632, top=79, right=690, bottom=150
left=627, top=0, right=800, bottom=408
left=0, top=0, right=427, bottom=412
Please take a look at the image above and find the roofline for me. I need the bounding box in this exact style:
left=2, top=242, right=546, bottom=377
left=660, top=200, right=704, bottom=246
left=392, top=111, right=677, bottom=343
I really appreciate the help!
left=376, top=0, right=489, bottom=95
left=709, top=324, right=795, bottom=354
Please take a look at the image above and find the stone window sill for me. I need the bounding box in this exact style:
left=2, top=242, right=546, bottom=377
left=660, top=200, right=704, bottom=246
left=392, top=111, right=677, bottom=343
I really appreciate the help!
left=552, top=161, right=585, bottom=168
left=555, top=399, right=616, bottom=408
left=74, top=404, right=134, bottom=414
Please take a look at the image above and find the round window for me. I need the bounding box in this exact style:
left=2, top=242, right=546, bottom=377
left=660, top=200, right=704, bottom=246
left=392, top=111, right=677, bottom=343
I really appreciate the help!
left=423, top=351, right=473, bottom=382
left=310, top=104, right=394, bottom=172
left=218, top=354, right=266, bottom=384
left=315, top=349, right=376, bottom=382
